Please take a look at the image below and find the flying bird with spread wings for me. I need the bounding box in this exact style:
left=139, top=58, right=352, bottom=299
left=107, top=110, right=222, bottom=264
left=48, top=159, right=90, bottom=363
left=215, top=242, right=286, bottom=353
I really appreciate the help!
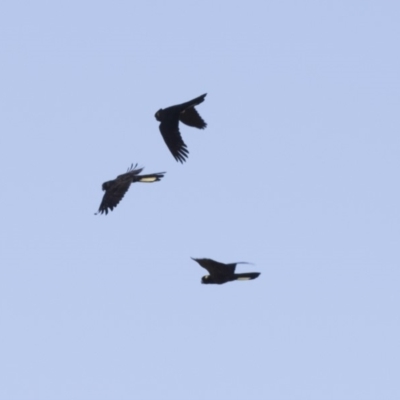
left=96, top=164, right=165, bottom=215
left=155, top=93, right=207, bottom=163
left=191, top=258, right=260, bottom=285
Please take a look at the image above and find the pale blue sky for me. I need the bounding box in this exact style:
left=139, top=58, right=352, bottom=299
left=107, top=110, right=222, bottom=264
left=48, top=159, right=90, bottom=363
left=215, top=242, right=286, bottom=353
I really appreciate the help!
left=1, top=1, right=399, bottom=399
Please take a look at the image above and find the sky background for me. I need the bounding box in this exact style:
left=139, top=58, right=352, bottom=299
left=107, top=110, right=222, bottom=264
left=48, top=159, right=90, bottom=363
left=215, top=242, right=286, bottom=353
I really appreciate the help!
left=1, top=1, right=399, bottom=399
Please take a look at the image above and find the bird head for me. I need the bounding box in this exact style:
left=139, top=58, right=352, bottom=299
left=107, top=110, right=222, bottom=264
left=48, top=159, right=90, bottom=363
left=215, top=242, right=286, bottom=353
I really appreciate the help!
left=102, top=180, right=113, bottom=191
left=154, top=109, right=163, bottom=121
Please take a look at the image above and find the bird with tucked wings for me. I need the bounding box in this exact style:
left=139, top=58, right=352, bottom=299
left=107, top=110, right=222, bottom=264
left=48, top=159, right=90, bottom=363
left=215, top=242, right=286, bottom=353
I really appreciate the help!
left=191, top=257, right=261, bottom=284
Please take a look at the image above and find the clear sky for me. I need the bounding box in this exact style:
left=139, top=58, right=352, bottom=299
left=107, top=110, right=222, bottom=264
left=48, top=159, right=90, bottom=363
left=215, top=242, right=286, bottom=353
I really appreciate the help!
left=1, top=1, right=399, bottom=399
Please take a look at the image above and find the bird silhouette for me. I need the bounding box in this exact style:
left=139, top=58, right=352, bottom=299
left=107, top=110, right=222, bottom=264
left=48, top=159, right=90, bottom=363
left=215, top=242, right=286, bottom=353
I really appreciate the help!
left=155, top=93, right=207, bottom=163
left=96, top=164, right=165, bottom=215
left=191, top=257, right=260, bottom=284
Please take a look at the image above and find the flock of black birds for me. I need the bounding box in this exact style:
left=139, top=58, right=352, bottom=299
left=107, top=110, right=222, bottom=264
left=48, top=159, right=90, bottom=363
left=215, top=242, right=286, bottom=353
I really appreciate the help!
left=95, top=94, right=261, bottom=285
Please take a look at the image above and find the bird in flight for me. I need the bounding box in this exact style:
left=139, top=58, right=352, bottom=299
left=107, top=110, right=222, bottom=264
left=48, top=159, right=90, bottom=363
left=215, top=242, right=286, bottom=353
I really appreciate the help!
left=191, top=257, right=260, bottom=284
left=155, top=93, right=207, bottom=163
left=96, top=164, right=165, bottom=215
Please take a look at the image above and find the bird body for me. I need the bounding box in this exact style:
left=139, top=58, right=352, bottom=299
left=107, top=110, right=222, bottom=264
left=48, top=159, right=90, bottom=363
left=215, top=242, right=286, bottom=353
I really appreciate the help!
left=155, top=93, right=207, bottom=163
left=96, top=164, right=165, bottom=215
left=191, top=257, right=260, bottom=284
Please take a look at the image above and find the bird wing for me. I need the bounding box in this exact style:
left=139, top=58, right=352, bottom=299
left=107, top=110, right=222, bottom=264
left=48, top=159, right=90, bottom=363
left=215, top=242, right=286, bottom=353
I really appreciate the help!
left=192, top=258, right=235, bottom=278
left=116, top=164, right=144, bottom=179
left=179, top=107, right=207, bottom=129
left=159, top=119, right=189, bottom=163
left=97, top=180, right=132, bottom=215
left=177, top=93, right=207, bottom=109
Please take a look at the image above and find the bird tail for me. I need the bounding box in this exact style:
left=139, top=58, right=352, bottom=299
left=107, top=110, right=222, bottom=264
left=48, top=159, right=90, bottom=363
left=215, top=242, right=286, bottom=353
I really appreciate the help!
left=136, top=172, right=165, bottom=183
left=233, top=272, right=260, bottom=281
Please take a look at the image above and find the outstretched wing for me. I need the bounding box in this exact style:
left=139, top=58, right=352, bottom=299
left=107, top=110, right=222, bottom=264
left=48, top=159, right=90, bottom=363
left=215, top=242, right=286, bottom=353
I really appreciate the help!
left=192, top=258, right=235, bottom=278
left=159, top=120, right=189, bottom=163
left=116, top=164, right=144, bottom=180
left=179, top=107, right=207, bottom=129
left=97, top=180, right=132, bottom=215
